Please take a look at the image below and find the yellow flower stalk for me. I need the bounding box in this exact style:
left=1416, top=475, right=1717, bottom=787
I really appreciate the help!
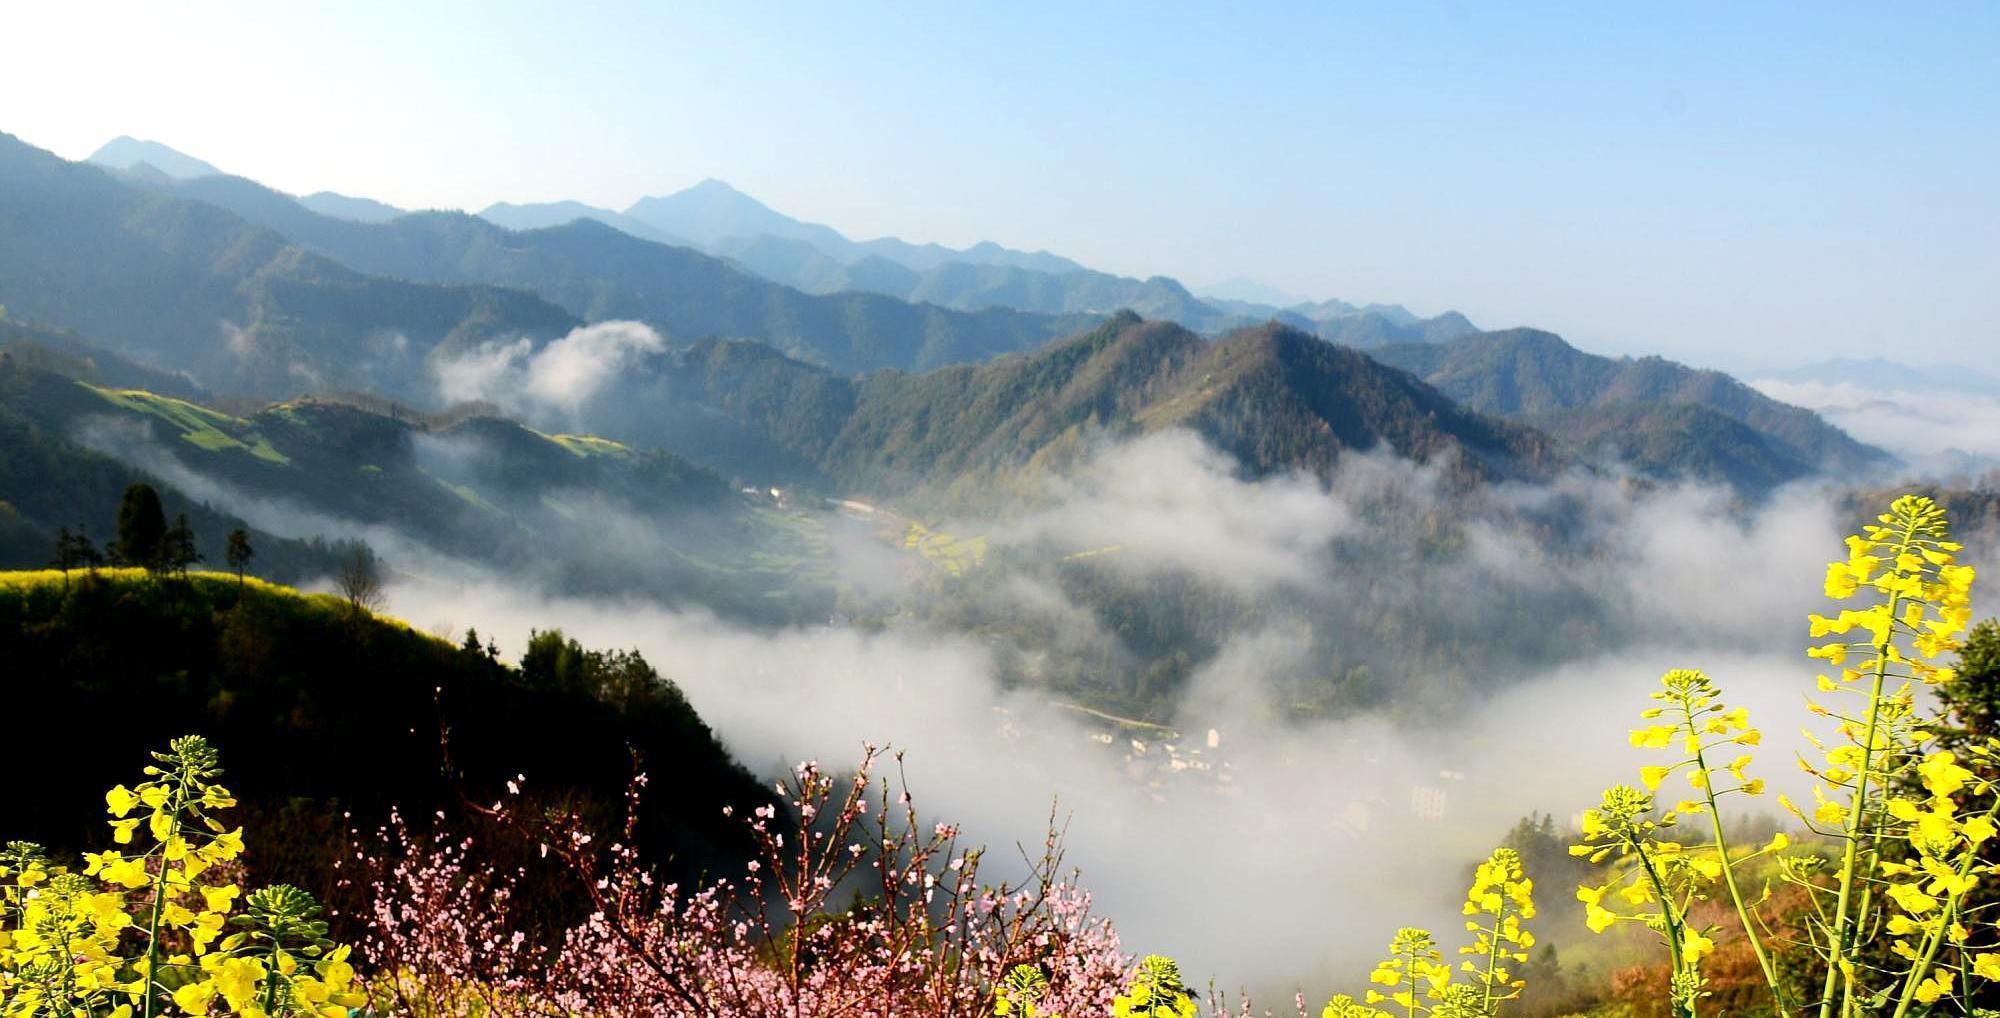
left=1803, top=496, right=1980, bottom=1018
left=1113, top=955, right=1198, bottom=1018
left=1571, top=783, right=1711, bottom=1018
left=1575, top=495, right=1990, bottom=1018
left=0, top=736, right=363, bottom=1018
left=1458, top=848, right=1534, bottom=1015
left=1364, top=928, right=1452, bottom=1018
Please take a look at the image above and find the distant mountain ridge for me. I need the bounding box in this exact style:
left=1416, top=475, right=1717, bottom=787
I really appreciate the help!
left=624, top=178, right=1087, bottom=274
left=567, top=312, right=1561, bottom=501
left=1753, top=357, right=2000, bottom=396
left=86, top=136, right=223, bottom=179
left=1370, top=328, right=1890, bottom=485
left=152, top=176, right=1098, bottom=376
left=15, top=133, right=1891, bottom=498
left=0, top=134, right=1098, bottom=391
left=0, top=131, right=580, bottom=398
left=73, top=136, right=1478, bottom=347
left=298, top=190, right=405, bottom=223
left=479, top=199, right=686, bottom=245
left=1196, top=277, right=1311, bottom=308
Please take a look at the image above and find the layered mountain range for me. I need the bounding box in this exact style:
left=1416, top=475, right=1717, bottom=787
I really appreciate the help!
left=0, top=128, right=1922, bottom=725
left=0, top=129, right=1897, bottom=568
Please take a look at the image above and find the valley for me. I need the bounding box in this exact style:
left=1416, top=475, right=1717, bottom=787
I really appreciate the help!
left=1, top=21, right=1994, bottom=1010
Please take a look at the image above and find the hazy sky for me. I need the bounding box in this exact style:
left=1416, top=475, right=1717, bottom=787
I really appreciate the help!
left=4, top=2, right=1994, bottom=369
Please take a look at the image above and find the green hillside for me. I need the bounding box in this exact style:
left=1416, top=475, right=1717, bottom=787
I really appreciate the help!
left=0, top=357, right=834, bottom=619
left=0, top=358, right=346, bottom=580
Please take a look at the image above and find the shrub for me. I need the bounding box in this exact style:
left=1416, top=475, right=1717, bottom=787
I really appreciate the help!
left=352, top=745, right=1133, bottom=1017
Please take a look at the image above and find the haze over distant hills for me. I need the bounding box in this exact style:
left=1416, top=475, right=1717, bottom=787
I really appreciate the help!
left=297, top=190, right=405, bottom=223
left=1196, top=277, right=1313, bottom=308
left=2, top=133, right=1096, bottom=385
left=1370, top=328, right=1888, bottom=490
left=85, top=135, right=223, bottom=179
left=1754, top=357, right=2000, bottom=397
left=77, top=135, right=1484, bottom=348
left=0, top=129, right=1902, bottom=509
left=479, top=199, right=684, bottom=245
left=1743, top=358, right=2000, bottom=475
left=1, top=132, right=579, bottom=396
left=623, top=178, right=1088, bottom=274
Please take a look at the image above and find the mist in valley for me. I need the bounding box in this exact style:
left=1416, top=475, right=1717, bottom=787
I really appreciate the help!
left=68, top=400, right=1988, bottom=998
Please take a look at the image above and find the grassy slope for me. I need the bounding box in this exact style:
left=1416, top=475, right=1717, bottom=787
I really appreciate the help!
left=0, top=366, right=344, bottom=581
left=0, top=361, right=836, bottom=620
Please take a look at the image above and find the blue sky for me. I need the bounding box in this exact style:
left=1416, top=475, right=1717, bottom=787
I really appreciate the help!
left=4, top=2, right=1994, bottom=368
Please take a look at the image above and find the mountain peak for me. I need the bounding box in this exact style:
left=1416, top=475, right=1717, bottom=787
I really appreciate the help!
left=87, top=136, right=222, bottom=179
left=666, top=178, right=771, bottom=211
left=1198, top=276, right=1313, bottom=308
left=688, top=177, right=751, bottom=196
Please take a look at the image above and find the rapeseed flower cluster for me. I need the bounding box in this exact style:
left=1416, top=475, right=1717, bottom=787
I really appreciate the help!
left=1111, top=954, right=1197, bottom=1018
left=1574, top=494, right=1992, bottom=1018
left=0, top=735, right=363, bottom=1018
left=1311, top=852, right=1538, bottom=1018
left=1367, top=927, right=1450, bottom=1015
left=995, top=963, right=1053, bottom=1017
left=1459, top=847, right=1534, bottom=1010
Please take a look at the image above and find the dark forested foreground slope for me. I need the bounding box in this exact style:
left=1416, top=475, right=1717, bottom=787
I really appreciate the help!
left=0, top=569, right=773, bottom=932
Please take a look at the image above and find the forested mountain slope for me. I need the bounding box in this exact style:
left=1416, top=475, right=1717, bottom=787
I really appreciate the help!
left=1371, top=327, right=1888, bottom=484
left=587, top=313, right=1560, bottom=500
left=2, top=570, right=771, bottom=923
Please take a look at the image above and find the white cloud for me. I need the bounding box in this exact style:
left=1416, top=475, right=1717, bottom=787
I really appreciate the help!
left=434, top=320, right=665, bottom=420
left=1751, top=378, right=2000, bottom=472
left=67, top=413, right=2000, bottom=1000
left=980, top=431, right=1354, bottom=594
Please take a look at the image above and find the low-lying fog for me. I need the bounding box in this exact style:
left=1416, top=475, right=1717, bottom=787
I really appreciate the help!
left=76, top=393, right=2000, bottom=999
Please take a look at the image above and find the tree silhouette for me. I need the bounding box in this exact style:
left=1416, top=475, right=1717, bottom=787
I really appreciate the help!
left=226, top=529, right=255, bottom=589
left=115, top=483, right=167, bottom=573
left=52, top=526, right=79, bottom=589
left=334, top=543, right=385, bottom=616
left=75, top=525, right=105, bottom=576
left=160, top=513, right=202, bottom=579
